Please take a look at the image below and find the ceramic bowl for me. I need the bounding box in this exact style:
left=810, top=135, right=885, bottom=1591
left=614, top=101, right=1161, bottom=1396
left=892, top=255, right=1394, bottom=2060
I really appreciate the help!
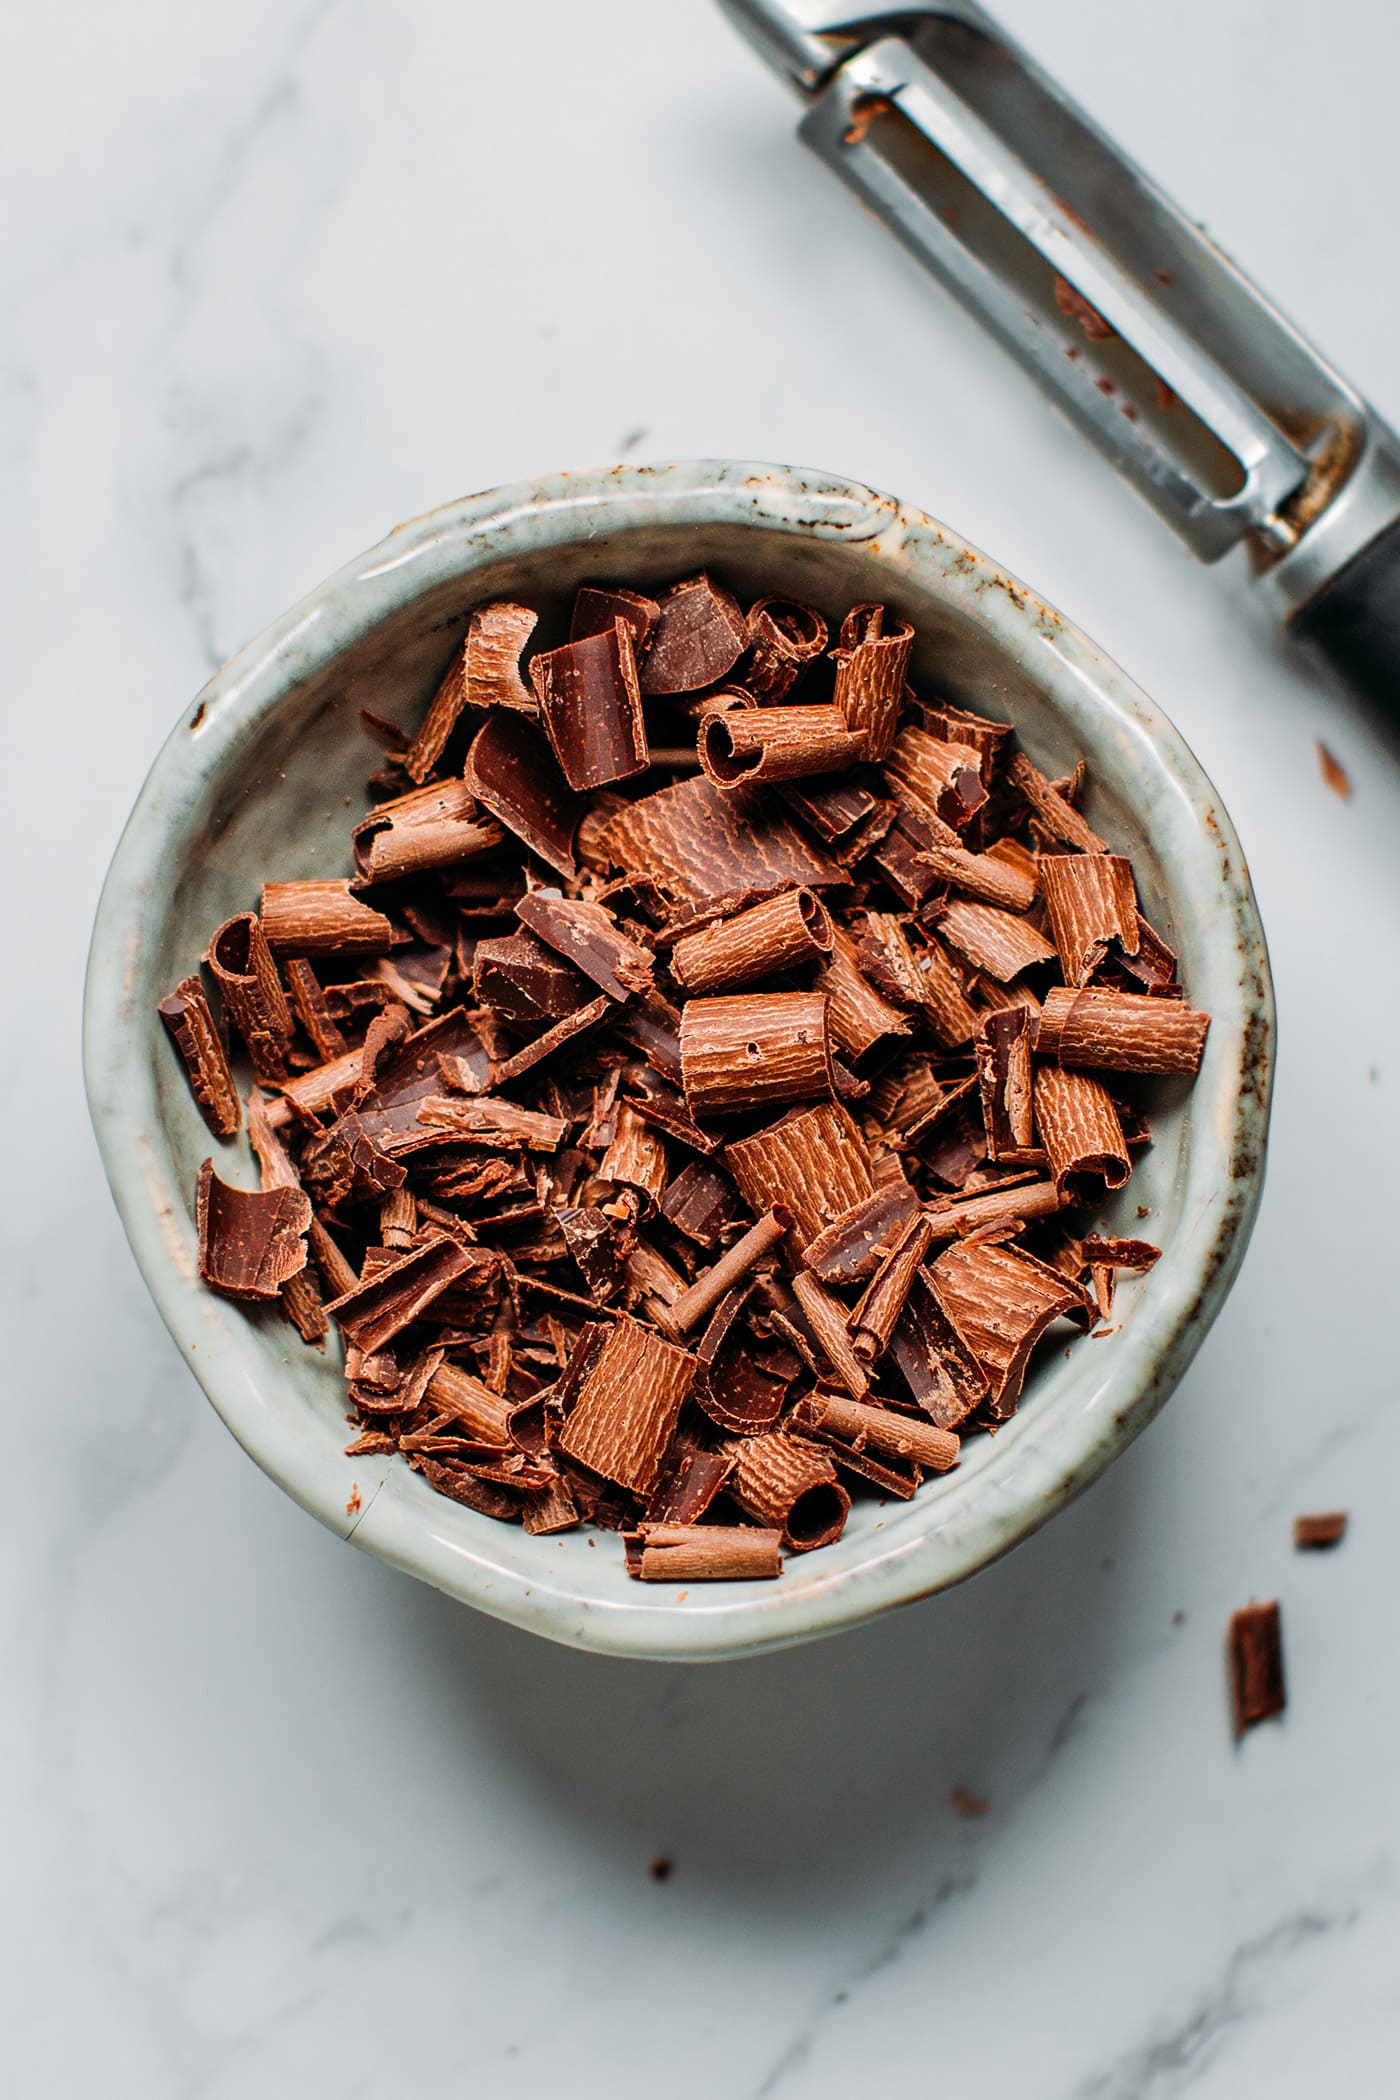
left=84, top=460, right=1273, bottom=1661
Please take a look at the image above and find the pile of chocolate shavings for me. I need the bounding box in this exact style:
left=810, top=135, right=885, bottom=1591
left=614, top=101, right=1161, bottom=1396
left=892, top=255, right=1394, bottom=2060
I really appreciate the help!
left=160, top=572, right=1212, bottom=1584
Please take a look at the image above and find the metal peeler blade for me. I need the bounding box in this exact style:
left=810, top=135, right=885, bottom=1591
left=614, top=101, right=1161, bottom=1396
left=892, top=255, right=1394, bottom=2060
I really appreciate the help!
left=721, top=1, right=1400, bottom=716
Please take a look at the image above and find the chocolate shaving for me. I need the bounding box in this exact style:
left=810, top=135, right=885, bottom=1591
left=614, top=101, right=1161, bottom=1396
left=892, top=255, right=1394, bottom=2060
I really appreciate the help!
left=260, top=882, right=397, bottom=959
left=660, top=1161, right=737, bottom=1247
left=326, top=1235, right=487, bottom=1352
left=515, top=890, right=654, bottom=1002
left=801, top=1183, right=921, bottom=1284
left=887, top=725, right=987, bottom=827
left=404, top=602, right=539, bottom=784
left=206, top=913, right=295, bottom=1081
left=572, top=583, right=659, bottom=652
left=790, top=1390, right=959, bottom=1473
left=726, top=1434, right=849, bottom=1551
left=743, top=597, right=828, bottom=701
left=530, top=618, right=648, bottom=790
left=830, top=603, right=914, bottom=761
left=700, top=702, right=866, bottom=788
left=1039, top=852, right=1139, bottom=985
left=928, top=1240, right=1088, bottom=1416
left=1036, top=985, right=1210, bottom=1076
left=937, top=899, right=1056, bottom=981
left=626, top=1523, right=781, bottom=1582
left=1227, top=1601, right=1286, bottom=1736
left=465, top=711, right=582, bottom=879
left=557, top=1316, right=696, bottom=1494
left=975, top=1005, right=1035, bottom=1157
left=352, top=779, right=503, bottom=884
left=639, top=573, right=747, bottom=694
left=196, top=1159, right=310, bottom=1300
left=670, top=887, right=833, bottom=995
left=599, top=773, right=844, bottom=902
left=1009, top=751, right=1107, bottom=854
left=726, top=1100, right=873, bottom=1250
left=645, top=1444, right=736, bottom=1526
left=159, top=975, right=241, bottom=1137
left=680, top=992, right=836, bottom=1116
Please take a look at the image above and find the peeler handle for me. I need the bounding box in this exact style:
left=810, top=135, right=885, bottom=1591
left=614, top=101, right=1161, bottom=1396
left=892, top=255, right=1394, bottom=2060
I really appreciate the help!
left=1289, top=518, right=1400, bottom=732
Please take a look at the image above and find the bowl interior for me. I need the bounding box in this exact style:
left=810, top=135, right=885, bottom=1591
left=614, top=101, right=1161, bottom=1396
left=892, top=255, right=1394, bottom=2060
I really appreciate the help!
left=89, top=464, right=1271, bottom=1660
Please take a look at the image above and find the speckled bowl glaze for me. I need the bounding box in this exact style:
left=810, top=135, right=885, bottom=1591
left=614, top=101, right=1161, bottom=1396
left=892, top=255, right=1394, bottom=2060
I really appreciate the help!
left=85, top=461, right=1272, bottom=1661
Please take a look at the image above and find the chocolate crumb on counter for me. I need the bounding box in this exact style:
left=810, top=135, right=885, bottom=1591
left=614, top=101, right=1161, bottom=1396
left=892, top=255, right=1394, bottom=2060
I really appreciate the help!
left=159, top=570, right=1211, bottom=1587
left=1294, top=1511, right=1348, bottom=1550
left=1228, top=1601, right=1286, bottom=1736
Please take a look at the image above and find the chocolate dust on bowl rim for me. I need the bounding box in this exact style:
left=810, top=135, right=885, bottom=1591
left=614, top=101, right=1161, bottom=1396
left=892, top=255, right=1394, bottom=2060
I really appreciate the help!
left=159, top=572, right=1210, bottom=1585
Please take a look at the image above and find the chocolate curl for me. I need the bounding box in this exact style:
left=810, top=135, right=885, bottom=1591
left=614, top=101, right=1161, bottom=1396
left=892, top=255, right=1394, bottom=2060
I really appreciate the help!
left=743, top=597, right=828, bottom=701
left=556, top=1317, right=697, bottom=1494
left=699, top=703, right=866, bottom=788
left=937, top=898, right=1057, bottom=981
left=425, top=1360, right=514, bottom=1444
left=725, top=1100, right=874, bottom=1251
left=522, top=1477, right=582, bottom=1535
left=404, top=602, right=539, bottom=784
left=726, top=1433, right=850, bottom=1551
left=1039, top=853, right=1139, bottom=984
left=886, top=724, right=987, bottom=826
left=655, top=1208, right=791, bottom=1338
left=196, top=1159, right=311, bottom=1301
left=913, top=820, right=1040, bottom=913
left=206, top=913, right=295, bottom=1081
left=831, top=602, right=913, bottom=761
left=1009, top=751, right=1107, bottom=853
left=779, top=776, right=896, bottom=860
left=159, top=975, right=241, bottom=1138
left=1034, top=1064, right=1131, bottom=1193
left=284, top=959, right=347, bottom=1063
left=598, top=1102, right=668, bottom=1214
left=669, top=888, right=833, bottom=996
left=929, top=1239, right=1089, bottom=1415
left=790, top=1391, right=960, bottom=1473
left=571, top=584, right=659, bottom=651
left=259, top=882, right=397, bottom=959
left=680, top=992, right=836, bottom=1116
left=850, top=1212, right=935, bottom=1363
left=925, top=1179, right=1064, bottom=1243
left=529, top=618, right=649, bottom=790
left=326, top=1235, right=488, bottom=1353
left=465, top=711, right=582, bottom=880
left=639, top=573, right=747, bottom=694
left=975, top=1006, right=1036, bottom=1158
left=815, top=926, right=913, bottom=1059
left=626, top=1525, right=782, bottom=1582
left=787, top=1269, right=870, bottom=1398
left=352, top=779, right=504, bottom=884
left=1036, top=985, right=1210, bottom=1076
left=916, top=698, right=1014, bottom=774
left=856, top=912, right=926, bottom=1008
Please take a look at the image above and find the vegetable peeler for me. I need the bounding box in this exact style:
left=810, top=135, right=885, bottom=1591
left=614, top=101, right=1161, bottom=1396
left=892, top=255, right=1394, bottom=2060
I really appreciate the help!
left=719, top=0, right=1400, bottom=718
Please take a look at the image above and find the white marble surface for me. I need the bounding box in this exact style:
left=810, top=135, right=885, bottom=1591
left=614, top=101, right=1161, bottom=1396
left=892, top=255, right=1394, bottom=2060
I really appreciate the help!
left=7, top=1, right=1400, bottom=2090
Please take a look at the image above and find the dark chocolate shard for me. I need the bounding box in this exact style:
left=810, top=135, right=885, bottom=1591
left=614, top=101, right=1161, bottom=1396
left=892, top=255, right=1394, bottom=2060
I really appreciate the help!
left=159, top=976, right=241, bottom=1138
left=465, top=712, right=582, bottom=879
left=473, top=929, right=591, bottom=1025
left=515, top=890, right=655, bottom=1002
left=639, top=573, right=747, bottom=694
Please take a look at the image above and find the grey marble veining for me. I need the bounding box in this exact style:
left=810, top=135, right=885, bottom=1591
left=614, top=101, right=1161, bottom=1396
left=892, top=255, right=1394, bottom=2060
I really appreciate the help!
left=7, top=0, right=1400, bottom=2091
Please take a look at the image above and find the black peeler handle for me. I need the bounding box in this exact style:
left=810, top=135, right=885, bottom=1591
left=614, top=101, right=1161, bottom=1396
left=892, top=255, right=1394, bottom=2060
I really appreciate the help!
left=1288, top=523, right=1400, bottom=729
